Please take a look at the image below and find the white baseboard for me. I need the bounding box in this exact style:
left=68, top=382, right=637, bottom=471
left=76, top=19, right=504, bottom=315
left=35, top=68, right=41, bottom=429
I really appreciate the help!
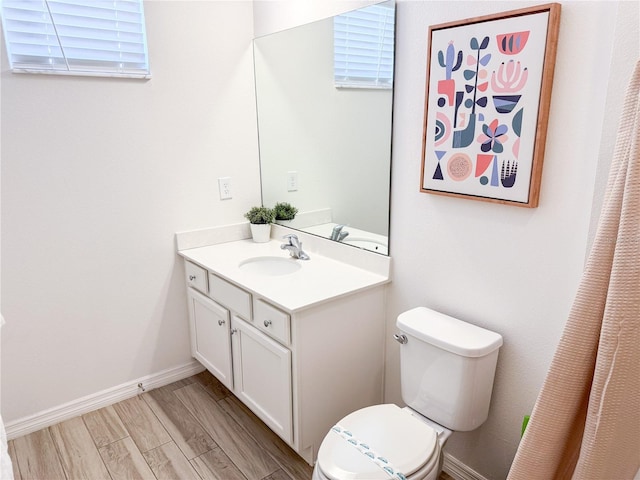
left=5, top=360, right=205, bottom=440
left=443, top=452, right=490, bottom=480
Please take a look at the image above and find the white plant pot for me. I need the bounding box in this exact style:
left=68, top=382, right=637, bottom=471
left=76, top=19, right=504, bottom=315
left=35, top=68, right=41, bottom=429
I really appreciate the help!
left=250, top=223, right=271, bottom=243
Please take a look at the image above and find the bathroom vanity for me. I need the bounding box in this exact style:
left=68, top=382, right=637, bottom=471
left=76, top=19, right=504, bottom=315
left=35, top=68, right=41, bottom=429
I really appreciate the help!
left=177, top=225, right=390, bottom=465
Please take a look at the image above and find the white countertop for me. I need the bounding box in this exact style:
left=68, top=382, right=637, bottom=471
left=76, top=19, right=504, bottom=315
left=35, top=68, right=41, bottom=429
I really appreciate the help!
left=179, top=238, right=390, bottom=312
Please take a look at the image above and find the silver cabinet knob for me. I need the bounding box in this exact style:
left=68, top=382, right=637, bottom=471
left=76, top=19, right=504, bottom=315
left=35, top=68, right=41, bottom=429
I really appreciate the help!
left=189, top=275, right=196, bottom=281
left=393, top=333, right=408, bottom=345
left=263, top=320, right=272, bottom=327
left=231, top=328, right=238, bottom=335
left=218, top=319, right=225, bottom=326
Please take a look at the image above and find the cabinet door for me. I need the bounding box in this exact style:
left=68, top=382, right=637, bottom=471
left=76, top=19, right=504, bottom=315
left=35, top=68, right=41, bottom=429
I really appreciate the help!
left=187, top=288, right=233, bottom=391
left=231, top=316, right=292, bottom=444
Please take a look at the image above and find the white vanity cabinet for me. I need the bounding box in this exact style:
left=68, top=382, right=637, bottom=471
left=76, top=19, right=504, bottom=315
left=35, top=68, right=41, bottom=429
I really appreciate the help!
left=185, top=266, right=294, bottom=444
left=181, top=244, right=387, bottom=465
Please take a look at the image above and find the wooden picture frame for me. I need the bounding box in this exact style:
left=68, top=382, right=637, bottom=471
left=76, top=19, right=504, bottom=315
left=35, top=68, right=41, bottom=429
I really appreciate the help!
left=420, top=3, right=560, bottom=207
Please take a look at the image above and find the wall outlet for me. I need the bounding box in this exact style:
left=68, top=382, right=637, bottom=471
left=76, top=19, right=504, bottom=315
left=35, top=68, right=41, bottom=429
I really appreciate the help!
left=218, top=177, right=232, bottom=200
left=287, top=171, right=298, bottom=192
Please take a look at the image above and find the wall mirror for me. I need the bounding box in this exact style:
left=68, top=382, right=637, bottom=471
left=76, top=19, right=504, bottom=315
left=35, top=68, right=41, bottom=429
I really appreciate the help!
left=253, top=1, right=395, bottom=255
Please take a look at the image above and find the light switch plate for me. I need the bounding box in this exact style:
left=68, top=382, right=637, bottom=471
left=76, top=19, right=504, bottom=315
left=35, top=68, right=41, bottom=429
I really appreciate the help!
left=218, top=177, right=232, bottom=200
left=287, top=171, right=298, bottom=192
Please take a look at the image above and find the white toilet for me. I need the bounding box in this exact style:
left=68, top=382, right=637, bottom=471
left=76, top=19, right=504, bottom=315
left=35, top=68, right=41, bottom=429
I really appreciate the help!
left=312, top=307, right=503, bottom=480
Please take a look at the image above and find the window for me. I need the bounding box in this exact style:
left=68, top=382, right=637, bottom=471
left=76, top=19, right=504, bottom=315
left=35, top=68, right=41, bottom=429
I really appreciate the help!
left=333, top=2, right=395, bottom=89
left=0, top=0, right=150, bottom=78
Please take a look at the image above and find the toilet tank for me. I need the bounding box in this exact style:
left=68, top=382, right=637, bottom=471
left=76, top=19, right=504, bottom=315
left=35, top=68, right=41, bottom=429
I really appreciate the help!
left=397, top=307, right=503, bottom=431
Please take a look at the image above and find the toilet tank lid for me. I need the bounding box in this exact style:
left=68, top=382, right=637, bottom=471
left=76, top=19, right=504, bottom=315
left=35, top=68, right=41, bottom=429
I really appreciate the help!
left=397, top=307, right=503, bottom=357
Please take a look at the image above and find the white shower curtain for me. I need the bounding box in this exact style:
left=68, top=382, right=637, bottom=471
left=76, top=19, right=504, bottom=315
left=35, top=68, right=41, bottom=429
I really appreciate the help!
left=507, top=60, right=640, bottom=479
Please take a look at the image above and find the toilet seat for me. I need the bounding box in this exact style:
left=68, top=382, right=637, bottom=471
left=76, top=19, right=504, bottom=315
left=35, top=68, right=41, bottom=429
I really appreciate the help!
left=316, top=404, right=439, bottom=480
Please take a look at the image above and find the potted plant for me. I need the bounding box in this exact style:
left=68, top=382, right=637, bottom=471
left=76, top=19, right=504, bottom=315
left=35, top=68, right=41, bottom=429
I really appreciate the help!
left=244, top=206, right=275, bottom=243
left=273, top=202, right=298, bottom=223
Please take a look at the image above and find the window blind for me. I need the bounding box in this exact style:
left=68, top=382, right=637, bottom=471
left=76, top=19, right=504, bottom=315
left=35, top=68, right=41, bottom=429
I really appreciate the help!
left=334, top=2, right=395, bottom=89
left=0, top=0, right=150, bottom=78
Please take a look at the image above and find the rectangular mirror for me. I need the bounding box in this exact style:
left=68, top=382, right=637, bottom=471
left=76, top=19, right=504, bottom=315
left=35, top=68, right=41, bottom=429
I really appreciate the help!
left=253, top=1, right=395, bottom=255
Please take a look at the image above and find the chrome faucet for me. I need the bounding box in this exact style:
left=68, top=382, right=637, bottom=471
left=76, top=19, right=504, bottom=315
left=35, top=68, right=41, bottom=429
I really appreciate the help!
left=281, top=234, right=310, bottom=260
left=330, top=224, right=349, bottom=242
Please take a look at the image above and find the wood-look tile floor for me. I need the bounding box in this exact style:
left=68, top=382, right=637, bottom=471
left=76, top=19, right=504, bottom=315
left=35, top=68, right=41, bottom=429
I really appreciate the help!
left=8, top=370, right=455, bottom=480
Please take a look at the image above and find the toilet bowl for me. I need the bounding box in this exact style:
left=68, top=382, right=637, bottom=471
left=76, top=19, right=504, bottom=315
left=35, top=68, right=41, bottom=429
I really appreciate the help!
left=312, top=404, right=449, bottom=480
left=312, top=307, right=503, bottom=480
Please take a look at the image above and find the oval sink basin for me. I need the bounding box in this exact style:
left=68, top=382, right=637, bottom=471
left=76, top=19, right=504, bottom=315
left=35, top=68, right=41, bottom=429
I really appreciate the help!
left=238, top=256, right=302, bottom=276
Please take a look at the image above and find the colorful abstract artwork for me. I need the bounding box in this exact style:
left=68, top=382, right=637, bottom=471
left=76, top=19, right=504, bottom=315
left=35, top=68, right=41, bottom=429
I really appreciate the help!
left=420, top=4, right=561, bottom=207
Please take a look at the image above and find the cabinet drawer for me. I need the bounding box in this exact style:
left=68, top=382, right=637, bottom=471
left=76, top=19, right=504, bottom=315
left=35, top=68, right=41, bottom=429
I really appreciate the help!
left=253, top=298, right=290, bottom=345
left=185, top=261, right=208, bottom=294
left=209, top=274, right=252, bottom=320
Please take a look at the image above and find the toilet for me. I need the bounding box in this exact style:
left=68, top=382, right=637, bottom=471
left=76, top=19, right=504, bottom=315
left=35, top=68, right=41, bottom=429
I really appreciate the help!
left=312, top=307, right=503, bottom=480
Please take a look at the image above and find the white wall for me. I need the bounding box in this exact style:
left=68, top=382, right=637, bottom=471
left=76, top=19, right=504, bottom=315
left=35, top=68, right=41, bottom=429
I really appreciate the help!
left=1, top=1, right=260, bottom=423
left=387, top=1, right=638, bottom=479
left=253, top=0, right=380, bottom=38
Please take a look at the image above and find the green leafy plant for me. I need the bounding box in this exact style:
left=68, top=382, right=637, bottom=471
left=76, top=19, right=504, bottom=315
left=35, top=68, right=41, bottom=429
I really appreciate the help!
left=244, top=206, right=275, bottom=225
left=273, top=202, right=298, bottom=221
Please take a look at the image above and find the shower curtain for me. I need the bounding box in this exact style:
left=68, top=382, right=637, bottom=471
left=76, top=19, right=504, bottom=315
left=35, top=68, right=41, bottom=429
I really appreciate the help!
left=507, top=60, right=640, bottom=479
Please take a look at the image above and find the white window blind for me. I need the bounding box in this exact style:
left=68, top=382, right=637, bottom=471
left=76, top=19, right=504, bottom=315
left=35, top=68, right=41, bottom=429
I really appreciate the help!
left=0, top=0, right=150, bottom=78
left=334, top=2, right=395, bottom=89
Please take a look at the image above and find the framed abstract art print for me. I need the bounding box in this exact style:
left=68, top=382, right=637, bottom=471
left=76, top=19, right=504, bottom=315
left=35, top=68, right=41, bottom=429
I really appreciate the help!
left=420, top=3, right=561, bottom=207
